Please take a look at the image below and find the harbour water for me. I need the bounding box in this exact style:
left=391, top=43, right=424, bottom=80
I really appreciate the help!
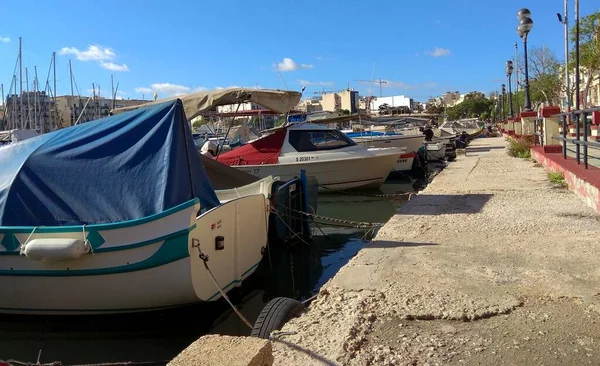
left=0, top=177, right=418, bottom=365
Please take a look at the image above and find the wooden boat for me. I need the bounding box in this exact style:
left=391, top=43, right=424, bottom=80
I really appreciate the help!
left=0, top=89, right=310, bottom=315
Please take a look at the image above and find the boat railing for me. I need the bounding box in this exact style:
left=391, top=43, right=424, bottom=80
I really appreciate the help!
left=541, top=106, right=600, bottom=170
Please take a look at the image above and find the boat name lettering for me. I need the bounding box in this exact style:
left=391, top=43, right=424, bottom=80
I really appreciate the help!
left=296, top=156, right=316, bottom=162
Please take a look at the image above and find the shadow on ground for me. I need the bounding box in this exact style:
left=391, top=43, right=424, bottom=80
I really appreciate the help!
left=398, top=194, right=493, bottom=215
left=367, top=241, right=437, bottom=249
left=467, top=146, right=506, bottom=154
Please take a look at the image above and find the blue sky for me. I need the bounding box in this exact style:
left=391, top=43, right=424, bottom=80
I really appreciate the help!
left=0, top=0, right=597, bottom=102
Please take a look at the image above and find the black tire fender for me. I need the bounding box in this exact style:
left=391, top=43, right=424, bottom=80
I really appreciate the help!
left=251, top=297, right=305, bottom=339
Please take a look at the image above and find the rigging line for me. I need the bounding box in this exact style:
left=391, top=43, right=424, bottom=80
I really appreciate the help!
left=270, top=51, right=288, bottom=90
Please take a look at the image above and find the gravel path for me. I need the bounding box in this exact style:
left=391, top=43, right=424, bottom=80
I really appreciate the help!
left=271, top=137, right=600, bottom=365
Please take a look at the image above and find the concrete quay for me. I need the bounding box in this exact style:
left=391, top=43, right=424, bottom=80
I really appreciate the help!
left=271, top=136, right=600, bottom=365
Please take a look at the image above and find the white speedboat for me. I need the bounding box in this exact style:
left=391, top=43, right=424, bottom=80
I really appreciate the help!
left=341, top=130, right=422, bottom=173
left=217, top=123, right=401, bottom=191
left=0, top=88, right=309, bottom=315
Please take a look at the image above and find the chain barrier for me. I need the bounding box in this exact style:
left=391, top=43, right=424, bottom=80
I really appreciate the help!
left=317, top=184, right=415, bottom=199
left=271, top=205, right=384, bottom=229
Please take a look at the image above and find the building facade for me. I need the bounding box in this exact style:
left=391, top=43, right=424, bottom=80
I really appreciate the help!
left=370, top=95, right=414, bottom=112
left=55, top=96, right=148, bottom=127
left=320, top=89, right=359, bottom=113
left=3, top=91, right=56, bottom=132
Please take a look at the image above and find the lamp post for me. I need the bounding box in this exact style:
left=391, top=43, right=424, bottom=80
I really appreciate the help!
left=517, top=8, right=534, bottom=112
left=506, top=60, right=514, bottom=117
left=501, top=84, right=506, bottom=121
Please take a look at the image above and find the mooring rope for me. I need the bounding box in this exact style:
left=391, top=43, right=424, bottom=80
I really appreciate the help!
left=190, top=238, right=253, bottom=329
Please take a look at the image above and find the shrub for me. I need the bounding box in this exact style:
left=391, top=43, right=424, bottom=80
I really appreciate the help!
left=507, top=138, right=532, bottom=159
left=548, top=171, right=568, bottom=188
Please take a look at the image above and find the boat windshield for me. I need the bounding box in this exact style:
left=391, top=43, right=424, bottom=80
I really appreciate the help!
left=288, top=129, right=357, bottom=152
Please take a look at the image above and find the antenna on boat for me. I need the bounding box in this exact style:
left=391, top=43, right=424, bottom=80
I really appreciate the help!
left=270, top=51, right=289, bottom=90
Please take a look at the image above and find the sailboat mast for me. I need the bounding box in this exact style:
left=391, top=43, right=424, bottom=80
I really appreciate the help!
left=69, top=60, right=75, bottom=125
left=92, top=83, right=96, bottom=120
left=19, top=37, right=23, bottom=129
left=52, top=51, right=56, bottom=131
left=25, top=67, right=30, bottom=129
left=12, top=75, right=17, bottom=130
left=34, top=66, right=39, bottom=131
left=111, top=74, right=114, bottom=110
left=1, top=83, right=4, bottom=129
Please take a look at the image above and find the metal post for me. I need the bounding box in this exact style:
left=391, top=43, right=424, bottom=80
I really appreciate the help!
left=514, top=42, right=519, bottom=96
left=575, top=0, right=580, bottom=163
left=563, top=0, right=570, bottom=112
left=507, top=74, right=514, bottom=117
left=562, top=114, right=567, bottom=159
left=523, top=34, right=532, bottom=111
left=501, top=84, right=506, bottom=121
left=583, top=111, right=588, bottom=168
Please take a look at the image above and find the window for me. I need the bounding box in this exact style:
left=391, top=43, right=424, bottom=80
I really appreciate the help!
left=288, top=129, right=356, bottom=152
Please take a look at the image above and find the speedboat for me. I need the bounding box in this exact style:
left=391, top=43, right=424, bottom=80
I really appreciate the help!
left=341, top=130, right=423, bottom=173
left=217, top=123, right=401, bottom=191
left=0, top=88, right=311, bottom=315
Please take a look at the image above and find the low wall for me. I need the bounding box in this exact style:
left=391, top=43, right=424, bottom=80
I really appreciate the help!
left=530, top=146, right=600, bottom=213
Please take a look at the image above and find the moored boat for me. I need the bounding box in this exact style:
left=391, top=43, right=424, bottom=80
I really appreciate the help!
left=0, top=93, right=310, bottom=315
left=217, top=123, right=401, bottom=191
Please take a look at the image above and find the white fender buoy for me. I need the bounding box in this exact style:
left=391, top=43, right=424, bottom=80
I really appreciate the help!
left=21, top=238, right=90, bottom=262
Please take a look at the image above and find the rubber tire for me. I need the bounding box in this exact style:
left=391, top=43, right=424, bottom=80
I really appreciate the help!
left=251, top=297, right=305, bottom=339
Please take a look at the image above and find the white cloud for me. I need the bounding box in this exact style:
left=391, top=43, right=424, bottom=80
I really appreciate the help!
left=425, top=47, right=451, bottom=57
left=316, top=56, right=335, bottom=61
left=0, top=36, right=10, bottom=43
left=214, top=85, right=242, bottom=90
left=134, top=87, right=153, bottom=94
left=134, top=83, right=208, bottom=97
left=59, top=44, right=115, bottom=61
left=100, top=61, right=130, bottom=72
left=356, top=79, right=436, bottom=90
left=275, top=57, right=313, bottom=72
left=297, top=79, right=333, bottom=87
left=59, top=44, right=131, bottom=72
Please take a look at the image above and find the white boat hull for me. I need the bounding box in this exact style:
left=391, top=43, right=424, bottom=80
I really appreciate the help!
left=352, top=134, right=423, bottom=153
left=234, top=149, right=399, bottom=191
left=0, top=193, right=270, bottom=315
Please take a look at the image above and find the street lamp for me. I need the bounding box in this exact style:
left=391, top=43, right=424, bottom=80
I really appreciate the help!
left=501, top=84, right=506, bottom=121
left=517, top=8, right=533, bottom=112
left=505, top=60, right=514, bottom=117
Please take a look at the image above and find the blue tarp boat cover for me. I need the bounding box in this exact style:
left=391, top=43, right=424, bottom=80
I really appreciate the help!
left=0, top=99, right=220, bottom=226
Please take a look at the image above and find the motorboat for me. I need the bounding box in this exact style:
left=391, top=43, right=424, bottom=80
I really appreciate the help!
left=0, top=89, right=310, bottom=315
left=0, top=129, right=39, bottom=146
left=217, top=122, right=401, bottom=191
left=341, top=130, right=423, bottom=173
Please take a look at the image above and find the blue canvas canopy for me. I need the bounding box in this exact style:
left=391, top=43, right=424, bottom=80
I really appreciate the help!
left=0, top=99, right=220, bottom=226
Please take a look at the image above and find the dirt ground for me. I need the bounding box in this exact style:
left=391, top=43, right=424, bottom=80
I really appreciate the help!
left=271, top=138, right=600, bottom=365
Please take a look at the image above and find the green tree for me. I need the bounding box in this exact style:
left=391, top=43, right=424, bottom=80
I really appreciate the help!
left=518, top=46, right=561, bottom=109
left=447, top=92, right=493, bottom=120
left=570, top=11, right=600, bottom=108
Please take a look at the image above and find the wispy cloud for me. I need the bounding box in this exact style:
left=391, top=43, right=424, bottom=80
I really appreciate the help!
left=356, top=79, right=437, bottom=90
left=214, top=85, right=243, bottom=90
left=425, top=47, right=451, bottom=57
left=297, top=80, right=333, bottom=87
left=59, top=44, right=130, bottom=72
left=59, top=45, right=115, bottom=61
left=134, top=83, right=207, bottom=97
left=316, top=56, right=335, bottom=61
left=0, top=36, right=10, bottom=43
left=275, top=57, right=313, bottom=72
left=100, top=61, right=130, bottom=72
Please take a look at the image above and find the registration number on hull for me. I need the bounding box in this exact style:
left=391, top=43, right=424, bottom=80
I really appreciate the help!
left=296, top=156, right=317, bottom=162
left=240, top=168, right=261, bottom=175
left=396, top=159, right=408, bottom=163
